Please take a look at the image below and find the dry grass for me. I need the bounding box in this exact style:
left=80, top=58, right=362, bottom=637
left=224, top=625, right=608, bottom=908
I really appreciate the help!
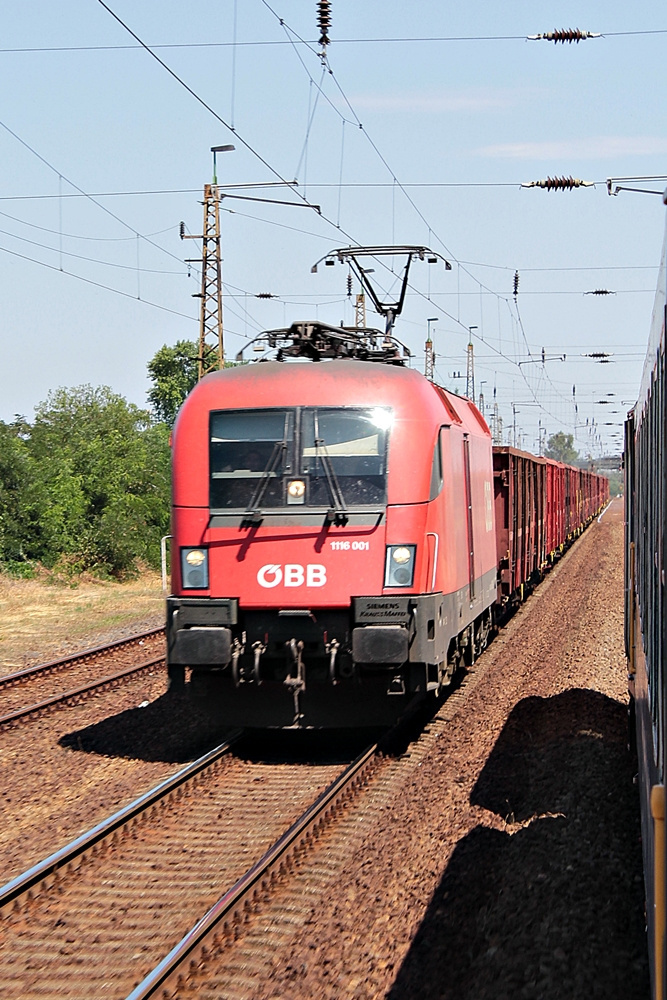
left=0, top=571, right=165, bottom=672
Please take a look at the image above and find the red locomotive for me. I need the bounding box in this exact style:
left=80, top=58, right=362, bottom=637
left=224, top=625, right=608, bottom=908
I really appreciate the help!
left=167, top=320, right=608, bottom=728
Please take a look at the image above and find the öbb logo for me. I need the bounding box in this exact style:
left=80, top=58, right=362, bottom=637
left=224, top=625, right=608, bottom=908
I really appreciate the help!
left=257, top=564, right=327, bottom=588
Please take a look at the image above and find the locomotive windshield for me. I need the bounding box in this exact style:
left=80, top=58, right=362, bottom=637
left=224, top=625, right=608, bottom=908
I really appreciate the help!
left=300, top=408, right=387, bottom=506
left=209, top=406, right=389, bottom=512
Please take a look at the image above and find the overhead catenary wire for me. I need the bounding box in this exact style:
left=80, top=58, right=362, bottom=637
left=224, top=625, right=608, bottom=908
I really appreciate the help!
left=0, top=225, right=186, bottom=274
left=0, top=208, right=177, bottom=242
left=0, top=180, right=629, bottom=200
left=95, top=0, right=324, bottom=220
left=0, top=242, right=197, bottom=321
left=261, top=0, right=594, bottom=400
left=1, top=27, right=666, bottom=53
left=0, top=13, right=642, bottom=452
left=0, top=117, right=192, bottom=271
left=259, top=1, right=578, bottom=432
left=12, top=0, right=628, bottom=443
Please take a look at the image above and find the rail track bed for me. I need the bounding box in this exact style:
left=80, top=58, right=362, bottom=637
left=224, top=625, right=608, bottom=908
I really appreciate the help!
left=0, top=728, right=375, bottom=999
left=0, top=728, right=370, bottom=1000
left=0, top=628, right=165, bottom=728
left=0, top=650, right=198, bottom=888
left=0, top=501, right=649, bottom=998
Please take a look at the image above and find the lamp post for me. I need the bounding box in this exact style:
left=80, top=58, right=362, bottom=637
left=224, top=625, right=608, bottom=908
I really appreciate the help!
left=211, top=143, right=235, bottom=185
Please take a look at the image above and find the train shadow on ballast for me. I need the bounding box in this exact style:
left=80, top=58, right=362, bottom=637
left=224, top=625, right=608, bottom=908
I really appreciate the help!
left=387, top=689, right=648, bottom=1000
left=58, top=689, right=240, bottom=764
left=57, top=686, right=436, bottom=766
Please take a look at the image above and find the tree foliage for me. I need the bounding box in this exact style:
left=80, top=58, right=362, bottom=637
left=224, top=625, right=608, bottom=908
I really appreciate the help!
left=0, top=386, right=171, bottom=578
left=147, top=339, right=199, bottom=425
left=0, top=419, right=34, bottom=563
left=146, top=340, right=248, bottom=425
left=544, top=432, right=579, bottom=464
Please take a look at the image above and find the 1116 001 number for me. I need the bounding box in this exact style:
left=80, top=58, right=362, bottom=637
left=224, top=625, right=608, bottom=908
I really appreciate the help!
left=330, top=540, right=370, bottom=551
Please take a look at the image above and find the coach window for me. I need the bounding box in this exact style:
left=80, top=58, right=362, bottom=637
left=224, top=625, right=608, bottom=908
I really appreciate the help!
left=210, top=409, right=293, bottom=509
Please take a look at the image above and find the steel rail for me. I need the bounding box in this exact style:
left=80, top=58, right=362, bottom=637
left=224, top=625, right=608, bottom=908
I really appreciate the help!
left=0, top=656, right=165, bottom=728
left=0, top=736, right=239, bottom=915
left=0, top=627, right=164, bottom=689
left=125, top=742, right=379, bottom=1000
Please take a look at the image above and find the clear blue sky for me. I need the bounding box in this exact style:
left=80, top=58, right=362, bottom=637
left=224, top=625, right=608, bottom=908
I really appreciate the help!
left=1, top=0, right=666, bottom=456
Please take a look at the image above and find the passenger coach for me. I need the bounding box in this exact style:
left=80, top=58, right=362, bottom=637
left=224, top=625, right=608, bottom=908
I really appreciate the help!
left=625, top=210, right=667, bottom=1000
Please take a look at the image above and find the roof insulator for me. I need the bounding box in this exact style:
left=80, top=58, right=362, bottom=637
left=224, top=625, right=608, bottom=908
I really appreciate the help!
left=317, top=0, right=331, bottom=48
left=527, top=29, right=601, bottom=43
left=521, top=176, right=594, bottom=191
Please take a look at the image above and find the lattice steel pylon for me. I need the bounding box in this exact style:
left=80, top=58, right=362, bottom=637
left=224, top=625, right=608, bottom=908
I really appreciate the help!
left=465, top=340, right=475, bottom=401
left=424, top=333, right=435, bottom=381
left=181, top=183, right=225, bottom=380
left=492, top=402, right=503, bottom=444
left=355, top=291, right=366, bottom=328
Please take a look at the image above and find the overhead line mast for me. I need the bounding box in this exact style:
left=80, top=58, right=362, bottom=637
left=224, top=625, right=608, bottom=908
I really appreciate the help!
left=180, top=144, right=234, bottom=380
left=181, top=145, right=320, bottom=381
left=181, top=180, right=225, bottom=380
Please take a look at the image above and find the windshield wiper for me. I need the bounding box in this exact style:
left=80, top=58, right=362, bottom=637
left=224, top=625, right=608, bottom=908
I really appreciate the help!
left=244, top=440, right=285, bottom=523
left=315, top=437, right=348, bottom=525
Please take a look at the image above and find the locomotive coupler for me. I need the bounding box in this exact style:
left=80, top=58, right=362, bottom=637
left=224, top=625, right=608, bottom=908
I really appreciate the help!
left=284, top=639, right=306, bottom=725
left=326, top=638, right=340, bottom=685
left=231, top=633, right=247, bottom=688
left=251, top=640, right=266, bottom=685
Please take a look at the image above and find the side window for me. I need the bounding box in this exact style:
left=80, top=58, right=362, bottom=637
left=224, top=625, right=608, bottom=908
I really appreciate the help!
left=429, top=427, right=446, bottom=500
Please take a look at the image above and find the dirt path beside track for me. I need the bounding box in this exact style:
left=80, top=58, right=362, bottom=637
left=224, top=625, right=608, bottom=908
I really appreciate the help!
left=0, top=571, right=163, bottom=673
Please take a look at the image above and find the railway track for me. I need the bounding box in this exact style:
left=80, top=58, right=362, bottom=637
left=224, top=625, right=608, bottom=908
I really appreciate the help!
left=0, top=627, right=165, bottom=728
left=0, top=729, right=380, bottom=999
left=0, top=512, right=645, bottom=999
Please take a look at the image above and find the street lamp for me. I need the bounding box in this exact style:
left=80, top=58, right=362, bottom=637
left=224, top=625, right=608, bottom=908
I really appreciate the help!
left=211, top=144, right=235, bottom=184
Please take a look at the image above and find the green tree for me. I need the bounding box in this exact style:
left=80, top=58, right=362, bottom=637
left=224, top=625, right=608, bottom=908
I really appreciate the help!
left=147, top=339, right=199, bottom=425
left=0, top=419, right=35, bottom=563
left=544, top=432, right=579, bottom=464
left=24, top=386, right=171, bottom=576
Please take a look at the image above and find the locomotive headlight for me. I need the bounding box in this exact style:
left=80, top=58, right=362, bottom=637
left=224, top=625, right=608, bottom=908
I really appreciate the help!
left=181, top=547, right=209, bottom=589
left=185, top=549, right=206, bottom=566
left=287, top=479, right=306, bottom=504
left=384, top=544, right=416, bottom=587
